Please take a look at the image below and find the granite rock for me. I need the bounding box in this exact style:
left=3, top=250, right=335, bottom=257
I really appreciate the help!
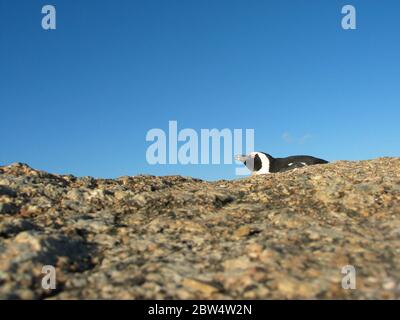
left=0, top=158, right=400, bottom=299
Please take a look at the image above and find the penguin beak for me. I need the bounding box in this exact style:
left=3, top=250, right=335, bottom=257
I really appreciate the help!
left=234, top=154, right=248, bottom=163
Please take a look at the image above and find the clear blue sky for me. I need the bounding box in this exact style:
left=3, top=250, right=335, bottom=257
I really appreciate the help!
left=1, top=0, right=399, bottom=180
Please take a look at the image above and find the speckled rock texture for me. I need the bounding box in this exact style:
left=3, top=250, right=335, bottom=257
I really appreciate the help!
left=1, top=158, right=400, bottom=299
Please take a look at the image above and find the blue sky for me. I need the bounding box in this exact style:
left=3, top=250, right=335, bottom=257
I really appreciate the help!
left=1, top=0, right=399, bottom=180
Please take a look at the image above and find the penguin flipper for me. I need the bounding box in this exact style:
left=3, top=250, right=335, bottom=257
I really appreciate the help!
left=279, top=162, right=307, bottom=172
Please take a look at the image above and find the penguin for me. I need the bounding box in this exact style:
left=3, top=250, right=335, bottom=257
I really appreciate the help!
left=235, top=152, right=328, bottom=175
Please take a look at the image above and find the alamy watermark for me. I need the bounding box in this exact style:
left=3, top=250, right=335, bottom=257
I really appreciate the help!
left=146, top=121, right=255, bottom=175
left=342, top=5, right=356, bottom=30
left=41, top=265, right=56, bottom=290
left=39, top=5, right=355, bottom=31
left=341, top=265, right=356, bottom=290
left=39, top=4, right=355, bottom=31
left=41, top=5, right=56, bottom=30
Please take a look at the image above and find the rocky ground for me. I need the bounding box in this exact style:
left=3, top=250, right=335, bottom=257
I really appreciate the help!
left=0, top=158, right=400, bottom=299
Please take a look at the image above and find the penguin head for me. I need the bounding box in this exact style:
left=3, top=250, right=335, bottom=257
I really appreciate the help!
left=234, top=152, right=272, bottom=175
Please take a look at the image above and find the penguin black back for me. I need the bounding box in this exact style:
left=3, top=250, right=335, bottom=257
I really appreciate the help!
left=268, top=154, right=328, bottom=173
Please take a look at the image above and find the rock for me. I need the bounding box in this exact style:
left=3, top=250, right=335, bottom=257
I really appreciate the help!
left=132, top=194, right=147, bottom=206
left=182, top=278, right=218, bottom=296
left=0, top=186, right=16, bottom=197
left=223, top=256, right=252, bottom=271
left=0, top=158, right=400, bottom=299
left=66, top=189, right=84, bottom=201
left=0, top=203, right=18, bottom=215
left=0, top=218, right=37, bottom=237
left=234, top=226, right=251, bottom=238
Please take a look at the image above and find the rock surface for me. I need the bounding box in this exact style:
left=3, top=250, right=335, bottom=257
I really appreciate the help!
left=0, top=158, right=400, bottom=299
